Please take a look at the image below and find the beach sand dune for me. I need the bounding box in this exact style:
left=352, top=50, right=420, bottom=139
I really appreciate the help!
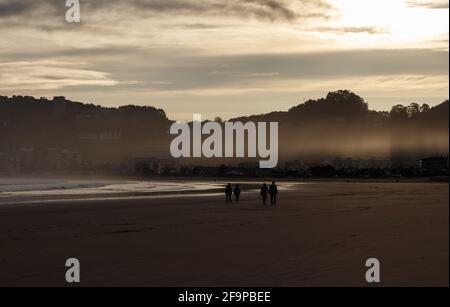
left=0, top=182, right=448, bottom=287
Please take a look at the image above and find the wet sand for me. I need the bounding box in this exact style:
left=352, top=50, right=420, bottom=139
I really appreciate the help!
left=0, top=181, right=448, bottom=287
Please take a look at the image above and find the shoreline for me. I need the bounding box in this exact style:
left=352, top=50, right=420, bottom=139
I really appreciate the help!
left=0, top=177, right=447, bottom=206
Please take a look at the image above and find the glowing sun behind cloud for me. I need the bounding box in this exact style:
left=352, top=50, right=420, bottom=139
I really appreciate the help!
left=327, top=0, right=449, bottom=49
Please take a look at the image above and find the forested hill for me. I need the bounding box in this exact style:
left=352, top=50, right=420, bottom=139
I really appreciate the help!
left=0, top=95, right=172, bottom=164
left=232, top=90, right=449, bottom=161
left=1, top=91, right=448, bottom=164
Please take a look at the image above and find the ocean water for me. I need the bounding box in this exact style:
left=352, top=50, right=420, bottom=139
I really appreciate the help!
left=0, top=178, right=225, bottom=197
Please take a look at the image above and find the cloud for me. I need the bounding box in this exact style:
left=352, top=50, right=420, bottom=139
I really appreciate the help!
left=97, top=0, right=333, bottom=21
left=23, top=47, right=442, bottom=93
left=406, top=0, right=449, bottom=9
left=173, top=23, right=236, bottom=30
left=237, top=72, right=281, bottom=77
left=0, top=0, right=333, bottom=25
left=315, top=26, right=388, bottom=35
left=0, top=0, right=35, bottom=17
left=119, top=48, right=448, bottom=91
left=2, top=46, right=447, bottom=93
left=0, top=60, right=119, bottom=90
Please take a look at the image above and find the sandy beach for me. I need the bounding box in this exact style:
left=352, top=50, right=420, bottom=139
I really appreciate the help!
left=0, top=181, right=448, bottom=287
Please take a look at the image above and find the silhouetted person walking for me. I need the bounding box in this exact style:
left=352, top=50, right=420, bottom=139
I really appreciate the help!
left=260, top=183, right=268, bottom=206
left=234, top=184, right=241, bottom=203
left=225, top=183, right=233, bottom=203
left=269, top=181, right=278, bottom=206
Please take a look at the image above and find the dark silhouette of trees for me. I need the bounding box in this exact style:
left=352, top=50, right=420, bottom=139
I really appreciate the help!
left=310, top=165, right=336, bottom=177
left=420, top=104, right=431, bottom=113
left=390, top=105, right=409, bottom=120
left=0, top=96, right=171, bottom=164
left=288, top=90, right=369, bottom=120
left=390, top=102, right=443, bottom=120
left=389, top=100, right=449, bottom=165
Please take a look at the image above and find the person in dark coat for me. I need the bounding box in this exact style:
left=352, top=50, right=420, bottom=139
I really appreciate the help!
left=225, top=183, right=233, bottom=203
left=234, top=184, right=241, bottom=203
left=260, top=183, right=269, bottom=206
left=269, top=181, right=278, bottom=206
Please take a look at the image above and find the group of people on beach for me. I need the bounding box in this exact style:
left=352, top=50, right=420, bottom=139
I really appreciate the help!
left=225, top=182, right=279, bottom=206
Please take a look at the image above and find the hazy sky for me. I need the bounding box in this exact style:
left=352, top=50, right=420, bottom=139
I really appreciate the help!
left=0, top=0, right=448, bottom=120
